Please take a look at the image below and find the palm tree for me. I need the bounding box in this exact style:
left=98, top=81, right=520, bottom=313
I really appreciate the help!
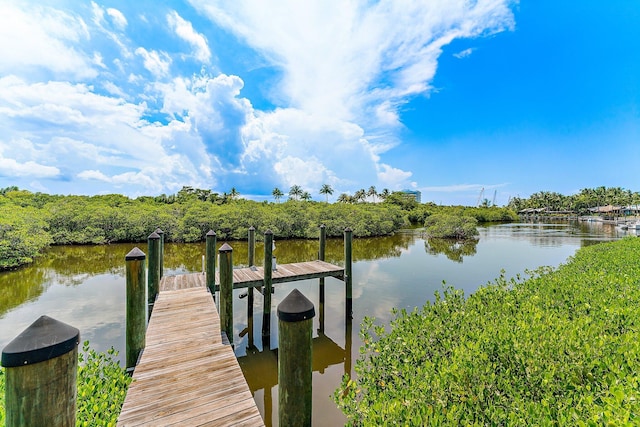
left=319, top=184, right=334, bottom=203
left=229, top=187, right=239, bottom=200
left=367, top=186, right=377, bottom=203
left=301, top=191, right=312, bottom=201
left=380, top=188, right=390, bottom=201
left=354, top=189, right=366, bottom=203
left=337, top=193, right=351, bottom=203
left=272, top=187, right=284, bottom=203
left=289, top=185, right=303, bottom=201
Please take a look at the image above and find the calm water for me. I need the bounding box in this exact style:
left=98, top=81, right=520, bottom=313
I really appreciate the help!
left=0, top=221, right=633, bottom=425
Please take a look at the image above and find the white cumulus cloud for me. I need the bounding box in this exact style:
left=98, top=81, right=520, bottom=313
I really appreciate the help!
left=167, top=11, right=211, bottom=63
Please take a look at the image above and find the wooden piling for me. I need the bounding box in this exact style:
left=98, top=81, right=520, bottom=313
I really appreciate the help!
left=155, top=228, right=164, bottom=279
left=344, top=228, right=353, bottom=318
left=319, top=224, right=326, bottom=261
left=248, top=226, right=256, bottom=346
left=219, top=243, right=234, bottom=344
left=278, top=289, right=315, bottom=427
left=248, top=226, right=256, bottom=266
left=147, top=232, right=160, bottom=319
left=205, top=230, right=217, bottom=295
left=125, top=247, right=146, bottom=370
left=1, top=316, right=80, bottom=427
left=262, top=230, right=274, bottom=340
left=319, top=224, right=326, bottom=333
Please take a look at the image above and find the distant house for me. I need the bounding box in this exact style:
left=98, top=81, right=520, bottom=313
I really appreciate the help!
left=400, top=189, right=421, bottom=203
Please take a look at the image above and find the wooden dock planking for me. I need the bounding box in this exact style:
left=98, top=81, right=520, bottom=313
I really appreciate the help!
left=159, top=260, right=345, bottom=292
left=118, top=259, right=344, bottom=426
left=117, top=286, right=264, bottom=426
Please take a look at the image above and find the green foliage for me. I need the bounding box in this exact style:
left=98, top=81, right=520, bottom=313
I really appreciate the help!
left=335, top=237, right=640, bottom=425
left=0, top=342, right=130, bottom=425
left=76, top=341, right=132, bottom=426
left=0, top=368, right=4, bottom=426
left=508, top=186, right=640, bottom=214
left=0, top=204, right=52, bottom=269
left=424, top=214, right=479, bottom=239
left=0, top=188, right=410, bottom=269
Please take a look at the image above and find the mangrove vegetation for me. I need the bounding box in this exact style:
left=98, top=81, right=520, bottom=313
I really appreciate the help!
left=334, top=237, right=640, bottom=425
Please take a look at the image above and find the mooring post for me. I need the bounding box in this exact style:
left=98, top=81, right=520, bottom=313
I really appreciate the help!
left=205, top=230, right=217, bottom=295
left=247, top=227, right=256, bottom=346
left=278, top=289, right=315, bottom=427
left=155, top=228, right=164, bottom=279
left=319, top=224, right=326, bottom=261
left=219, top=243, right=234, bottom=344
left=1, top=316, right=80, bottom=427
left=318, top=225, right=326, bottom=333
left=125, top=247, right=146, bottom=370
left=262, top=230, right=274, bottom=342
left=248, top=226, right=256, bottom=266
left=147, top=232, right=160, bottom=319
left=344, top=227, right=353, bottom=319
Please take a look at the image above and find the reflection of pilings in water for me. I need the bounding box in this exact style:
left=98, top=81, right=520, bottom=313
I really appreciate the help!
left=237, top=334, right=346, bottom=392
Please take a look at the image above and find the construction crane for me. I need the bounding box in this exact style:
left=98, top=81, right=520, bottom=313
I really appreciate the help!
left=492, top=190, right=497, bottom=206
left=476, top=187, right=484, bottom=207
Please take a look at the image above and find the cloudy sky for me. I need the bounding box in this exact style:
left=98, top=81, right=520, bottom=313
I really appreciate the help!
left=1, top=1, right=638, bottom=205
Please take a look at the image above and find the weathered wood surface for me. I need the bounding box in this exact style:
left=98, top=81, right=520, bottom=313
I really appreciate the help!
left=117, top=286, right=264, bottom=426
left=159, top=260, right=345, bottom=291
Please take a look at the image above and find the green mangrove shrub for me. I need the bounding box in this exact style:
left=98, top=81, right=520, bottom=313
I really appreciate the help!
left=424, top=214, right=479, bottom=239
left=335, top=237, right=640, bottom=425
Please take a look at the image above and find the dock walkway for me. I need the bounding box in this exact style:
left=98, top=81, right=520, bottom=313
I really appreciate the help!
left=116, top=281, right=264, bottom=426
left=117, top=259, right=345, bottom=425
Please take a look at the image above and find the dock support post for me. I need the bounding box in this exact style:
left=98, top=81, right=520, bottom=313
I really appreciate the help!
left=248, top=226, right=256, bottom=346
left=219, top=243, right=234, bottom=344
left=318, top=224, right=326, bottom=333
left=1, top=316, right=80, bottom=427
left=155, top=228, right=164, bottom=279
left=344, top=227, right=353, bottom=319
left=278, top=289, right=315, bottom=427
left=262, top=230, right=274, bottom=342
left=206, top=230, right=217, bottom=295
left=126, top=247, right=146, bottom=370
left=147, top=232, right=160, bottom=319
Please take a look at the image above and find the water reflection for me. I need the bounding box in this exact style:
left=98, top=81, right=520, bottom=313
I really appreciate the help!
left=424, top=237, right=478, bottom=263
left=0, top=221, right=633, bottom=426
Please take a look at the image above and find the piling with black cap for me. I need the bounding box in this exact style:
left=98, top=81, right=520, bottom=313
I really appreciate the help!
left=147, top=231, right=160, bottom=318
left=1, top=316, right=80, bottom=426
left=319, top=224, right=326, bottom=261
left=278, top=288, right=315, bottom=427
left=126, top=247, right=146, bottom=370
left=344, top=227, right=353, bottom=318
left=262, top=230, right=274, bottom=340
left=219, top=242, right=234, bottom=343
left=318, top=225, right=326, bottom=333
left=155, top=228, right=164, bottom=278
left=206, top=230, right=217, bottom=295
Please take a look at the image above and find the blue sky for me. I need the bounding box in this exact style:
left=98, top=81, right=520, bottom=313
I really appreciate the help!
left=1, top=0, right=638, bottom=205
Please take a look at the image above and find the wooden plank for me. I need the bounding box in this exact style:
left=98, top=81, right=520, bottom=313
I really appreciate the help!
left=117, top=286, right=263, bottom=426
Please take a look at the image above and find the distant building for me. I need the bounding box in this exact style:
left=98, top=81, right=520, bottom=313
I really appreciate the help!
left=400, top=189, right=421, bottom=203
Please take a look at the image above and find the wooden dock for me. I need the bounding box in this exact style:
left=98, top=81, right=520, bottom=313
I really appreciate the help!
left=117, top=259, right=345, bottom=426
left=117, top=285, right=264, bottom=426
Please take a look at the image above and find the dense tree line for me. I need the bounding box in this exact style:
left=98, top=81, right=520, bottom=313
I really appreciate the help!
left=0, top=187, right=408, bottom=270
left=507, top=186, right=640, bottom=214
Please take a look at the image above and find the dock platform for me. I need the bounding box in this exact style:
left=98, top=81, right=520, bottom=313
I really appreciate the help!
left=116, top=285, right=264, bottom=426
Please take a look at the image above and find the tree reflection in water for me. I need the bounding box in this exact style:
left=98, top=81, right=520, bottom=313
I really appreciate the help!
left=424, top=237, right=478, bottom=263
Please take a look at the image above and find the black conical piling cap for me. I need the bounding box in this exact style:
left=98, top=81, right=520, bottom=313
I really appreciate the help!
left=148, top=231, right=160, bottom=240
left=207, top=230, right=216, bottom=237
left=219, top=242, right=233, bottom=252
left=125, top=247, right=146, bottom=260
left=278, top=289, right=315, bottom=322
left=1, top=316, right=80, bottom=367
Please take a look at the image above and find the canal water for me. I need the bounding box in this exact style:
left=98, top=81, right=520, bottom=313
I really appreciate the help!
left=0, top=221, right=633, bottom=425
